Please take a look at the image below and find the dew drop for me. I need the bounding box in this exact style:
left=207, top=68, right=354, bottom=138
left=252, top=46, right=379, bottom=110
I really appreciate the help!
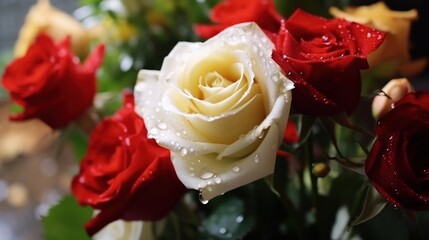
left=254, top=155, right=260, bottom=163
left=200, top=172, right=215, bottom=179
left=219, top=227, right=227, bottom=234
left=149, top=127, right=158, bottom=135
left=366, top=32, right=372, bottom=38
left=157, top=122, right=167, bottom=130
left=236, top=215, right=244, bottom=223
left=198, top=192, right=209, bottom=204
left=232, top=166, right=240, bottom=173
left=214, top=177, right=222, bottom=184
left=272, top=75, right=279, bottom=82
left=180, top=148, right=188, bottom=156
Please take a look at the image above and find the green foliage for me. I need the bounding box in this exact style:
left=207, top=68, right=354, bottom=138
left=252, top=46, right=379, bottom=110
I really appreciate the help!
left=200, top=197, right=254, bottom=240
left=8, top=103, right=23, bottom=114
left=42, top=195, right=93, bottom=240
left=0, top=49, right=13, bottom=100
left=68, top=126, right=89, bottom=161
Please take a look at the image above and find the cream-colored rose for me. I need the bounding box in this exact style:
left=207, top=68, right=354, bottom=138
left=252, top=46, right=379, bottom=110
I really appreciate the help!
left=93, top=219, right=142, bottom=240
left=330, top=2, right=422, bottom=77
left=135, top=23, right=293, bottom=201
left=14, top=0, right=89, bottom=58
left=372, top=78, right=414, bottom=118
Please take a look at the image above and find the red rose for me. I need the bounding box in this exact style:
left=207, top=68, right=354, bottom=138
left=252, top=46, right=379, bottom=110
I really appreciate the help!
left=272, top=9, right=385, bottom=116
left=1, top=33, right=104, bottom=129
left=365, top=91, right=429, bottom=210
left=71, top=93, right=187, bottom=236
left=284, top=120, right=299, bottom=144
left=194, top=0, right=283, bottom=39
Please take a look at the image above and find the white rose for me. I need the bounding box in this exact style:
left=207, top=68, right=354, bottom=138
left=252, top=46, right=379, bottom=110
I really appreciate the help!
left=134, top=22, right=293, bottom=201
left=93, top=219, right=142, bottom=240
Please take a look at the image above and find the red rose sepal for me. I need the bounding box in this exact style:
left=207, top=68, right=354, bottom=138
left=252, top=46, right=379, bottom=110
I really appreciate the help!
left=71, top=92, right=188, bottom=236
left=1, top=33, right=104, bottom=129
left=365, top=91, right=429, bottom=210
left=194, top=0, right=283, bottom=39
left=271, top=9, right=385, bottom=116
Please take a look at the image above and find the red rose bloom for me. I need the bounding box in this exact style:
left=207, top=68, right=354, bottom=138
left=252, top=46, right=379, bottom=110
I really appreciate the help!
left=194, top=0, right=283, bottom=39
left=1, top=33, right=104, bottom=129
left=365, top=91, right=429, bottom=210
left=71, top=93, right=187, bottom=236
left=284, top=120, right=299, bottom=144
left=272, top=9, right=385, bottom=116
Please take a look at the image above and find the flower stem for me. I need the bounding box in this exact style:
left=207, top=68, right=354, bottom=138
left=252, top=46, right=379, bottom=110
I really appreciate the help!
left=305, top=132, right=322, bottom=237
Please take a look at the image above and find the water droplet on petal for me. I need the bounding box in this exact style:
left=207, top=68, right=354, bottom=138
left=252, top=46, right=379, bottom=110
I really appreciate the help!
left=180, top=148, right=188, bottom=156
left=198, top=192, right=209, bottom=204
left=254, top=155, right=260, bottom=163
left=157, top=122, right=167, bottom=130
left=149, top=127, right=158, bottom=135
left=200, top=172, right=215, bottom=179
left=214, top=177, right=222, bottom=184
left=232, top=166, right=240, bottom=173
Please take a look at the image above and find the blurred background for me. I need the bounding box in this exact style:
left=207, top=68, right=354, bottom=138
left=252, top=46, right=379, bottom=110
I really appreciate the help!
left=0, top=1, right=78, bottom=240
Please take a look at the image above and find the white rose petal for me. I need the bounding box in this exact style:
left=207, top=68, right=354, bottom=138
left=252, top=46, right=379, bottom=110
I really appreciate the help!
left=135, top=22, right=294, bottom=201
left=93, top=219, right=142, bottom=240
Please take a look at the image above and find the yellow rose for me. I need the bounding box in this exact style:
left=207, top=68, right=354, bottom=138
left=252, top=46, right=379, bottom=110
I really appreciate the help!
left=135, top=23, right=293, bottom=201
left=14, top=0, right=89, bottom=58
left=88, top=16, right=137, bottom=44
left=330, top=2, right=420, bottom=77
left=371, top=78, right=414, bottom=119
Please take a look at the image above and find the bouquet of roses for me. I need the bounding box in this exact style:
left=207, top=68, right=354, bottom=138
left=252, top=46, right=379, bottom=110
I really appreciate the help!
left=1, top=0, right=429, bottom=239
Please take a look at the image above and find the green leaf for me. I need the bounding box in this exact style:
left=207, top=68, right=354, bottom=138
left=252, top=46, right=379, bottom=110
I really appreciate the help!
left=42, top=195, right=93, bottom=240
left=9, top=103, right=24, bottom=114
left=351, top=183, right=387, bottom=226
left=68, top=126, right=89, bottom=161
left=200, top=197, right=254, bottom=240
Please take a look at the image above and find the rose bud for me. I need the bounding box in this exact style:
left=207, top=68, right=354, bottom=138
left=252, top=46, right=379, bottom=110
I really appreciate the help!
left=372, top=78, right=414, bottom=119
left=312, top=162, right=331, bottom=178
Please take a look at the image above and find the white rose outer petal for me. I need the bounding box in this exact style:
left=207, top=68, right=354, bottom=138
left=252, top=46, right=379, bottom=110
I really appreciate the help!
left=93, top=219, right=143, bottom=240
left=135, top=22, right=294, bottom=200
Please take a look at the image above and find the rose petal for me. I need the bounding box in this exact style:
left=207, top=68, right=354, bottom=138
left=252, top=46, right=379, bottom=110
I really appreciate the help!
left=172, top=124, right=280, bottom=201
